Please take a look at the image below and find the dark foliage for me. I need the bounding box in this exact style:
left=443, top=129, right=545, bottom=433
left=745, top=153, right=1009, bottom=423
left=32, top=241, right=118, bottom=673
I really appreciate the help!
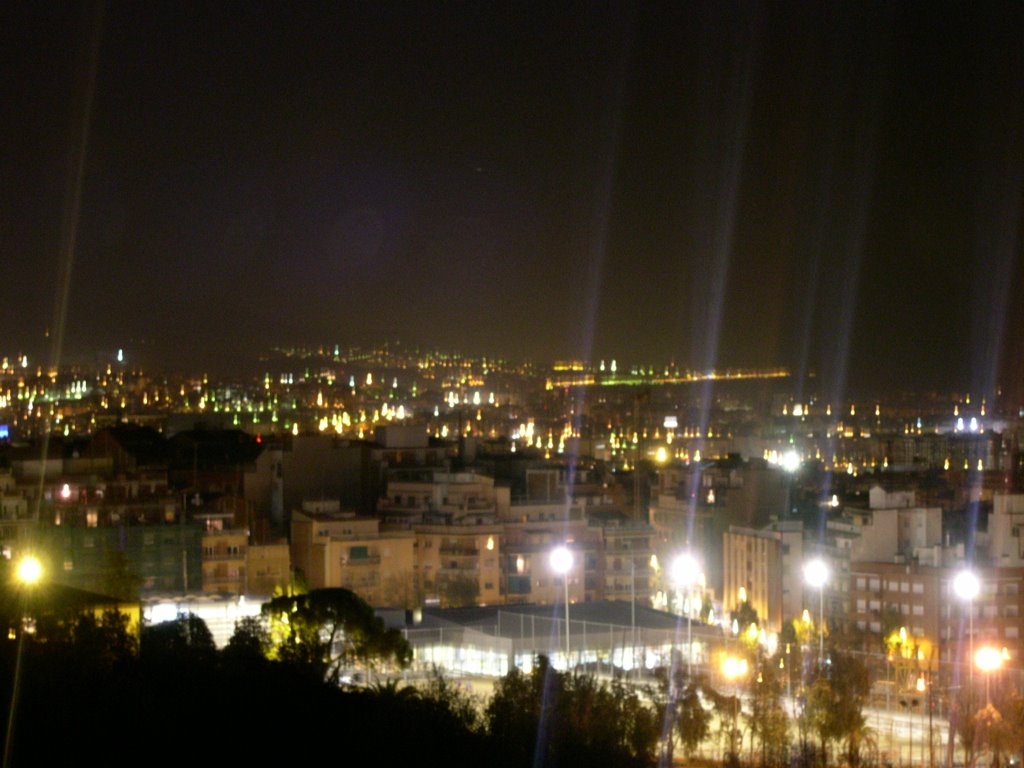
left=2, top=604, right=659, bottom=768
left=0, top=608, right=481, bottom=768
left=262, top=587, right=412, bottom=683
left=140, top=611, right=216, bottom=663
left=221, top=614, right=271, bottom=665
left=485, top=656, right=659, bottom=768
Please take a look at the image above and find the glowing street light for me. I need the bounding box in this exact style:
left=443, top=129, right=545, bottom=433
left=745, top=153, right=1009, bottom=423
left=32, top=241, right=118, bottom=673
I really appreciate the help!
left=954, top=569, right=981, bottom=689
left=780, top=450, right=801, bottom=474
left=14, top=555, right=42, bottom=586
left=5, top=553, right=44, bottom=768
left=803, top=558, right=829, bottom=661
left=975, top=646, right=1003, bottom=704
left=722, top=654, right=749, bottom=681
left=550, top=545, right=574, bottom=668
left=953, top=569, right=980, bottom=599
left=671, top=552, right=702, bottom=677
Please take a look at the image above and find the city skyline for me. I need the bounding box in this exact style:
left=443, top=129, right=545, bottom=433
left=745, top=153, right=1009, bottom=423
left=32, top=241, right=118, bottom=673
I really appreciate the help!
left=2, top=2, right=1021, bottom=397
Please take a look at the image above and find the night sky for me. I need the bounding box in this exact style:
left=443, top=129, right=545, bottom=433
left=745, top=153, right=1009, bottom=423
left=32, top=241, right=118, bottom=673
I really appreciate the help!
left=2, top=2, right=1021, bottom=397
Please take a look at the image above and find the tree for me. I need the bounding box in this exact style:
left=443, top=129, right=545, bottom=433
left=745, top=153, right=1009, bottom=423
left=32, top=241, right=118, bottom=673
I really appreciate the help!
left=380, top=570, right=425, bottom=609
left=675, top=675, right=714, bottom=759
left=419, top=666, right=482, bottom=732
left=804, top=650, right=870, bottom=768
left=485, top=656, right=659, bottom=768
left=439, top=573, right=480, bottom=608
left=716, top=690, right=744, bottom=766
left=262, top=587, right=411, bottom=684
left=997, top=690, right=1024, bottom=768
left=734, top=600, right=760, bottom=630
left=223, top=615, right=270, bottom=662
left=651, top=664, right=715, bottom=762
left=100, top=547, right=141, bottom=601
left=748, top=654, right=791, bottom=768
left=486, top=663, right=544, bottom=768
left=974, top=703, right=1011, bottom=768
left=34, top=608, right=138, bottom=665
left=884, top=626, right=935, bottom=692
left=955, top=682, right=983, bottom=768
left=141, top=612, right=216, bottom=662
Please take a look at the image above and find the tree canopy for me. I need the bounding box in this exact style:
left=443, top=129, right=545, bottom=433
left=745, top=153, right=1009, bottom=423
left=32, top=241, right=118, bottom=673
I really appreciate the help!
left=262, top=587, right=411, bottom=683
left=485, top=656, right=660, bottom=768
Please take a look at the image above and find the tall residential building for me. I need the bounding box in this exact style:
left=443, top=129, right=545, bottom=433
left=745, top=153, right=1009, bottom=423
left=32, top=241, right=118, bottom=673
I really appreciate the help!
left=849, top=562, right=1024, bottom=666
left=290, top=507, right=416, bottom=607
left=723, top=521, right=803, bottom=632
left=414, top=524, right=503, bottom=606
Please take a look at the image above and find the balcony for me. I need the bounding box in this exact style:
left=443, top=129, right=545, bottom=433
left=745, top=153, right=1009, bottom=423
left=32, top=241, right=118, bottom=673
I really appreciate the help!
left=439, top=545, right=479, bottom=556
left=439, top=565, right=479, bottom=576
left=203, top=572, right=244, bottom=586
left=202, top=552, right=246, bottom=562
left=344, top=555, right=381, bottom=566
left=201, top=528, right=249, bottom=537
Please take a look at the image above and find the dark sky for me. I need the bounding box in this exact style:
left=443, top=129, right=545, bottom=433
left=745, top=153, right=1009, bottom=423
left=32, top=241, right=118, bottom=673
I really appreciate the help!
left=2, top=1, right=1022, bottom=397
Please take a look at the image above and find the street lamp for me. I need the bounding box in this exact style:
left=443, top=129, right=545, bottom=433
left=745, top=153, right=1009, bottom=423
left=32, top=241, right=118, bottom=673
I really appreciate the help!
left=4, top=553, right=44, bottom=768
left=953, top=569, right=980, bottom=691
left=671, top=552, right=701, bottom=677
left=14, top=555, right=42, bottom=587
left=917, top=674, right=929, bottom=768
left=722, top=654, right=749, bottom=761
left=550, top=545, right=574, bottom=669
left=974, top=646, right=1003, bottom=705
left=803, top=558, right=829, bottom=661
left=900, top=690, right=922, bottom=768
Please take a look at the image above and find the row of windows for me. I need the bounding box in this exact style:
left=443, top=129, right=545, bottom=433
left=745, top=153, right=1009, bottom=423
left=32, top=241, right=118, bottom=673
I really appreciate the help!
left=202, top=545, right=241, bottom=556
left=204, top=566, right=241, bottom=579
left=855, top=599, right=1020, bottom=620
left=940, top=625, right=1020, bottom=640
left=854, top=577, right=926, bottom=594
left=856, top=576, right=1019, bottom=596
left=855, top=599, right=925, bottom=616
left=857, top=620, right=926, bottom=635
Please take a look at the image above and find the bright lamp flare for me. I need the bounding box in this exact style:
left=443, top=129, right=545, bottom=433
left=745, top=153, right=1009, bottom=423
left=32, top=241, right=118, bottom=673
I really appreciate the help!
left=722, top=655, right=749, bottom=680
left=16, top=555, right=43, bottom=585
left=975, top=646, right=1003, bottom=673
left=549, top=545, right=573, bottom=575
left=803, top=558, right=828, bottom=588
left=953, top=570, right=980, bottom=601
left=780, top=450, right=801, bottom=473
left=671, top=553, right=701, bottom=588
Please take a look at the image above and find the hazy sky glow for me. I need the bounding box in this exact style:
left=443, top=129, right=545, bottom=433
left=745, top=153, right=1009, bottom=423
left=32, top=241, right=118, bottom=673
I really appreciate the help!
left=2, top=2, right=1021, bottom=395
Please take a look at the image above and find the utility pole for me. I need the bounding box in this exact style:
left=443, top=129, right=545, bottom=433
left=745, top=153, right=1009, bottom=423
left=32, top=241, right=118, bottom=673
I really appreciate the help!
left=928, top=658, right=935, bottom=768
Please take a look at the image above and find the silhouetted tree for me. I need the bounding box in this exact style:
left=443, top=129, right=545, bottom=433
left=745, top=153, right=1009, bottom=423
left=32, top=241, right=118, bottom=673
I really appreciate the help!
left=100, top=547, right=141, bottom=600
left=675, top=676, right=714, bottom=759
left=749, top=654, right=791, bottom=768
left=1000, top=690, right=1024, bottom=765
left=263, top=587, right=411, bottom=683
left=141, top=612, right=216, bottom=662
left=485, top=656, right=659, bottom=768
left=419, top=666, right=482, bottom=732
left=222, top=615, right=270, bottom=663
left=380, top=570, right=425, bottom=609
left=805, top=650, right=870, bottom=767
left=439, top=573, right=479, bottom=607
left=734, top=600, right=760, bottom=630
